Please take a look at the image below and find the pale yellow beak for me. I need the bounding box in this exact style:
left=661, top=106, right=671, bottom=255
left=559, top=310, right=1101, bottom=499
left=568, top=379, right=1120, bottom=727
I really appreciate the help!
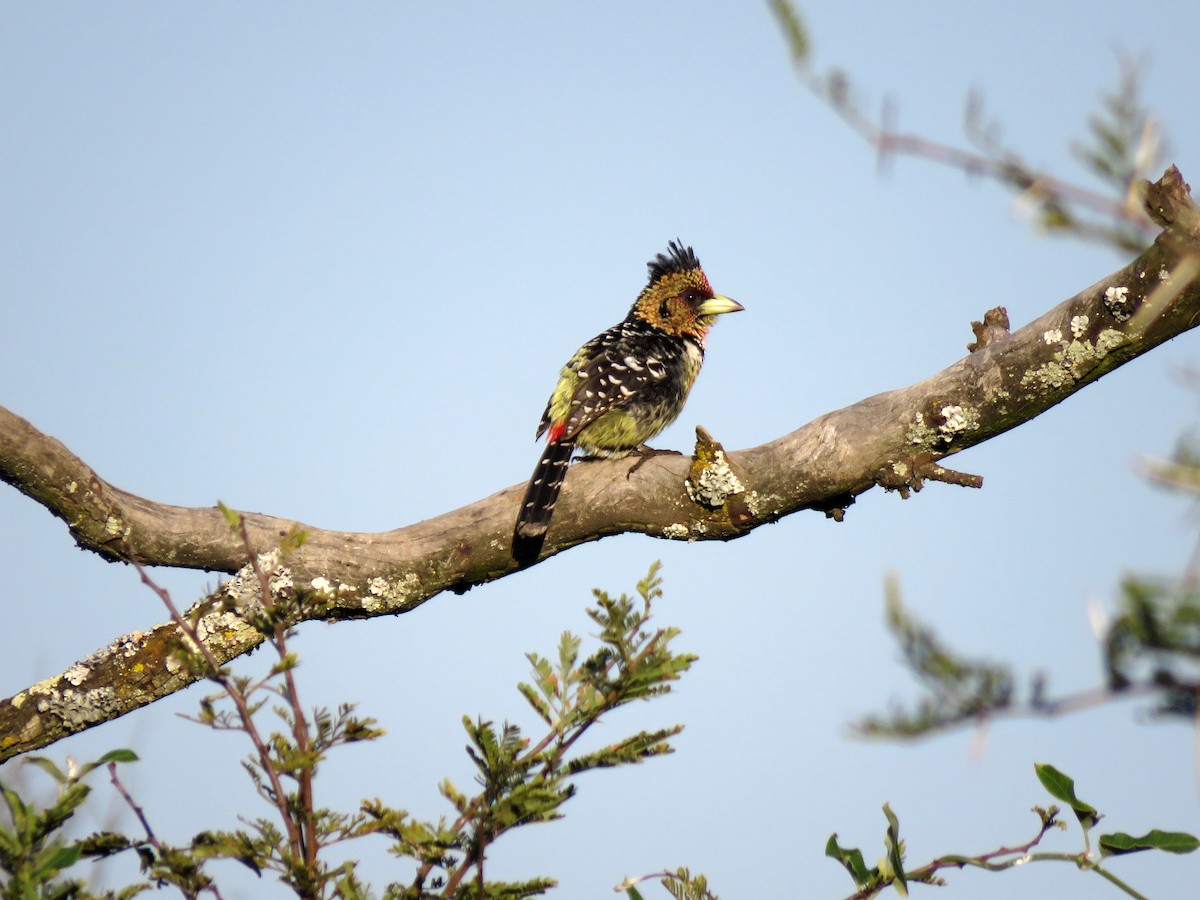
left=697, top=294, right=744, bottom=316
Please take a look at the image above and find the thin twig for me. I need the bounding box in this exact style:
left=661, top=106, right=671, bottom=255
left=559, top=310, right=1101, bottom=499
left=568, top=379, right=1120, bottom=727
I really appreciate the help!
left=130, top=556, right=304, bottom=862
left=107, top=762, right=162, bottom=852
left=236, top=516, right=320, bottom=871
left=107, top=762, right=226, bottom=900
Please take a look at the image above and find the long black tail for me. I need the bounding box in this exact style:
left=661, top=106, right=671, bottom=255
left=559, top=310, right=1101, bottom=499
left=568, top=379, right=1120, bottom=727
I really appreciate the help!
left=513, top=439, right=575, bottom=562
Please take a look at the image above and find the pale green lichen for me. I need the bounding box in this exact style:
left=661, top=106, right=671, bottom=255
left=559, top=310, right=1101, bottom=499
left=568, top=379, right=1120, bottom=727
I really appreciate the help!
left=686, top=448, right=745, bottom=508
left=1061, top=339, right=1093, bottom=370
left=1021, top=358, right=1074, bottom=390
left=32, top=686, right=116, bottom=728
left=17, top=676, right=117, bottom=731
left=906, top=412, right=939, bottom=447
left=220, top=550, right=291, bottom=608
left=938, top=404, right=979, bottom=437
left=184, top=550, right=293, bottom=649
left=745, top=490, right=762, bottom=515
left=1104, top=285, right=1132, bottom=322
left=661, top=523, right=690, bottom=539
left=1020, top=328, right=1129, bottom=394
left=192, top=610, right=260, bottom=647
left=365, top=572, right=423, bottom=613
left=310, top=576, right=356, bottom=597
left=1094, top=328, right=1126, bottom=357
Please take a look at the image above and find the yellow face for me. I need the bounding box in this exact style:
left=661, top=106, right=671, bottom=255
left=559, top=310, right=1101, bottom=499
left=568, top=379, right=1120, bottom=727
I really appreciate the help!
left=635, top=269, right=710, bottom=334
left=632, top=268, right=743, bottom=338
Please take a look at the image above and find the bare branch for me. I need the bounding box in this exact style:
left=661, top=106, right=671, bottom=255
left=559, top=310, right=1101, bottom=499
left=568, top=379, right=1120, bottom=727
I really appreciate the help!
left=2, top=167, right=1199, bottom=761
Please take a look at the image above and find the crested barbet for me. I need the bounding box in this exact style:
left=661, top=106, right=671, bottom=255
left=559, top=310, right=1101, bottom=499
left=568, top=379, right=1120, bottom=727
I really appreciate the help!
left=512, top=240, right=743, bottom=562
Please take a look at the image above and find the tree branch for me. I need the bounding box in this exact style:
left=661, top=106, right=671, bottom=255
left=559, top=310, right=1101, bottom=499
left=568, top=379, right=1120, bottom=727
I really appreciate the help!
left=2, top=166, right=1199, bottom=762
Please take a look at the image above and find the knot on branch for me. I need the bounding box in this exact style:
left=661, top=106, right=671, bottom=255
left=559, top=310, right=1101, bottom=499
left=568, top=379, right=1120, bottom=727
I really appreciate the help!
left=686, top=426, right=752, bottom=527
left=812, top=493, right=857, bottom=523
left=967, top=306, right=1010, bottom=352
left=1143, top=165, right=1199, bottom=236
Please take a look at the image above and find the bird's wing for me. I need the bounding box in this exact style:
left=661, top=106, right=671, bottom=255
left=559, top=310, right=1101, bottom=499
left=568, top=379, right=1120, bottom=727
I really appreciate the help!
left=552, top=326, right=671, bottom=442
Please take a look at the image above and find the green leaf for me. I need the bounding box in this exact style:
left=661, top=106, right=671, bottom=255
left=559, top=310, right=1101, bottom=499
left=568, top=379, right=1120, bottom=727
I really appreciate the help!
left=216, top=500, right=242, bottom=529
left=24, top=756, right=68, bottom=785
left=517, top=682, right=554, bottom=726
left=97, top=748, right=139, bottom=765
left=855, top=582, right=1015, bottom=738
left=883, top=803, right=907, bottom=896
left=1035, top=763, right=1100, bottom=829
left=768, top=0, right=809, bottom=62
left=78, top=748, right=140, bottom=778
left=825, top=833, right=872, bottom=886
left=33, top=843, right=82, bottom=878
left=625, top=887, right=646, bottom=900
left=1100, top=829, right=1200, bottom=856
left=2, top=785, right=30, bottom=832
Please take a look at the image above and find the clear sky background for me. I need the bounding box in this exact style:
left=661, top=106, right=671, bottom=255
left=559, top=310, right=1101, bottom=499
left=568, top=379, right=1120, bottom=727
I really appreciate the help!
left=2, top=3, right=1199, bottom=898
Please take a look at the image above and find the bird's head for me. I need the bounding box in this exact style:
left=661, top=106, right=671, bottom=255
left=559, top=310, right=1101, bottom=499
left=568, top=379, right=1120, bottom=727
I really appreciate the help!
left=630, top=240, right=744, bottom=339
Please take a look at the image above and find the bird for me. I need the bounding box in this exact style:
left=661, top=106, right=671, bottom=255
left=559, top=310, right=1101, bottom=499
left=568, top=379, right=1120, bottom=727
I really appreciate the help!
left=512, top=240, right=743, bottom=562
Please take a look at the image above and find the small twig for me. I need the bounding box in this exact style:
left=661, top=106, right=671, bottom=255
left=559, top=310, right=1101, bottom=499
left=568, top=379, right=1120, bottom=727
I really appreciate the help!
left=918, top=811, right=1059, bottom=876
left=235, top=516, right=320, bottom=871
left=845, top=808, right=1148, bottom=900
left=920, top=463, right=984, bottom=489
left=1089, top=865, right=1151, bottom=900
left=107, top=761, right=161, bottom=853
left=107, top=762, right=225, bottom=900
left=130, top=556, right=304, bottom=862
left=871, top=681, right=1163, bottom=744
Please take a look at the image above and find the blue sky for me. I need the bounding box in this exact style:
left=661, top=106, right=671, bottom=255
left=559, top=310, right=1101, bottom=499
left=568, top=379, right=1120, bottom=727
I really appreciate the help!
left=2, top=3, right=1199, bottom=897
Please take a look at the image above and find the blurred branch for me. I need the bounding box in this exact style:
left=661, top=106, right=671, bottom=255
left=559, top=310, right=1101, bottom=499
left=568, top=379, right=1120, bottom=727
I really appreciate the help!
left=860, top=416, right=1200, bottom=742
left=2, top=166, right=1200, bottom=760
left=857, top=571, right=1200, bottom=741
left=769, top=0, right=1164, bottom=253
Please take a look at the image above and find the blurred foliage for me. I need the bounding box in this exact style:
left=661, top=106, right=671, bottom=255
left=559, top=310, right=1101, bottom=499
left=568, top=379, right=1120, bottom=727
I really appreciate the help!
left=854, top=579, right=1017, bottom=738
left=0, top=750, right=147, bottom=900
left=859, top=428, right=1200, bottom=739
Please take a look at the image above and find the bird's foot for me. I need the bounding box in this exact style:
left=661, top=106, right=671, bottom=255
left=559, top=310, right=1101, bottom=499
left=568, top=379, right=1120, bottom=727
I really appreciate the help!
left=626, top=445, right=683, bottom=478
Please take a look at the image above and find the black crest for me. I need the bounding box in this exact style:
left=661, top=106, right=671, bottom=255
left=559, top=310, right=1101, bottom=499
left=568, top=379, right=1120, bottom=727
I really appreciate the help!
left=646, top=240, right=701, bottom=284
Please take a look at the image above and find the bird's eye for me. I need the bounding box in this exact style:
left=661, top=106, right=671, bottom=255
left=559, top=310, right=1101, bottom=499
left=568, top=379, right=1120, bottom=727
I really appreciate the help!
left=681, top=289, right=703, bottom=305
